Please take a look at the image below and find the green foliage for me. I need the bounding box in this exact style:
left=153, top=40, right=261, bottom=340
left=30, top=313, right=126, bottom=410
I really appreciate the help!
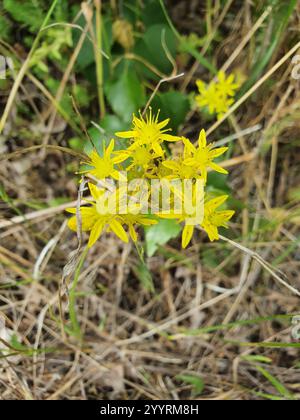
left=145, top=219, right=182, bottom=257
left=239, top=0, right=297, bottom=96
left=152, top=91, right=190, bottom=131
left=3, top=0, right=44, bottom=32
left=30, top=26, right=73, bottom=73
left=132, top=261, right=155, bottom=293
left=3, top=0, right=69, bottom=33
left=246, top=360, right=295, bottom=400
left=105, top=69, right=146, bottom=123
left=100, top=115, right=128, bottom=134
left=176, top=374, right=205, bottom=397
left=0, top=0, right=193, bottom=151
left=0, top=12, right=11, bottom=41
left=135, top=24, right=177, bottom=75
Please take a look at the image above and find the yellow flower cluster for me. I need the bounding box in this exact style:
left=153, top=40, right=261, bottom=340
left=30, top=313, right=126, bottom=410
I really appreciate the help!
left=67, top=110, right=235, bottom=249
left=195, top=71, right=240, bottom=120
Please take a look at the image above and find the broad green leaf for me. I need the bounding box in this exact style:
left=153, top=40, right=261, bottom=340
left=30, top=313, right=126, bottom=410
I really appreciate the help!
left=152, top=90, right=190, bottom=131
left=135, top=24, right=177, bottom=76
left=142, top=0, right=167, bottom=26
left=0, top=13, right=11, bottom=41
left=100, top=114, right=129, bottom=135
left=74, top=15, right=112, bottom=71
left=83, top=126, right=109, bottom=156
left=145, top=219, right=181, bottom=257
left=105, top=70, right=145, bottom=123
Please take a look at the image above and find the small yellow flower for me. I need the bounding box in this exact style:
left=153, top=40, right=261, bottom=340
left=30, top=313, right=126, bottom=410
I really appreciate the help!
left=196, top=71, right=240, bottom=119
left=162, top=158, right=201, bottom=180
left=183, top=129, right=228, bottom=183
left=157, top=182, right=204, bottom=249
left=66, top=183, right=157, bottom=247
left=115, top=145, right=160, bottom=178
left=217, top=71, right=240, bottom=97
left=81, top=139, right=126, bottom=181
left=115, top=109, right=181, bottom=156
left=66, top=183, right=129, bottom=247
left=196, top=81, right=221, bottom=115
left=202, top=195, right=235, bottom=241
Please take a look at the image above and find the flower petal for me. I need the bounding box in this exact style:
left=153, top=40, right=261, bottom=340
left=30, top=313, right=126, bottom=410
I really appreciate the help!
left=115, top=130, right=137, bottom=139
left=128, top=224, right=138, bottom=242
left=88, top=220, right=104, bottom=248
left=152, top=142, right=164, bottom=156
left=203, top=222, right=219, bottom=241
left=105, top=139, right=115, bottom=158
left=65, top=207, right=77, bottom=214
left=67, top=216, right=77, bottom=231
left=206, top=195, right=229, bottom=211
left=209, top=147, right=228, bottom=159
left=182, top=224, right=194, bottom=249
left=161, top=134, right=182, bottom=142
left=109, top=219, right=129, bottom=243
left=162, top=161, right=180, bottom=171
left=88, top=183, right=102, bottom=200
left=214, top=210, right=235, bottom=226
left=209, top=162, right=228, bottom=175
left=198, top=129, right=207, bottom=148
left=183, top=158, right=196, bottom=167
left=157, top=118, right=170, bottom=129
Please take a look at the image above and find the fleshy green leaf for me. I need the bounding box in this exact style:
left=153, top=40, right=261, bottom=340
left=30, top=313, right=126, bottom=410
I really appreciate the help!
left=145, top=219, right=181, bottom=257
left=152, top=90, right=190, bottom=131
left=105, top=70, right=145, bottom=123
left=134, top=24, right=177, bottom=76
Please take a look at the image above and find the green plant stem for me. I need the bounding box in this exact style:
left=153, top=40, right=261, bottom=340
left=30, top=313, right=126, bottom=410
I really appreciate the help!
left=69, top=246, right=89, bottom=339
left=158, top=0, right=181, bottom=40
left=95, top=0, right=106, bottom=119
left=0, top=0, right=59, bottom=134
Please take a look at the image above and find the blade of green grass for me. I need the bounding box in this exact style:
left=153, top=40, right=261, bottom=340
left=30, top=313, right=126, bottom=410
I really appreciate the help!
left=226, top=341, right=300, bottom=349
left=173, top=314, right=294, bottom=336
left=255, top=365, right=294, bottom=400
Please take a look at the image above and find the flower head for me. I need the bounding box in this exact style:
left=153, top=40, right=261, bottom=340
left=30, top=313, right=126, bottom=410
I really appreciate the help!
left=217, top=71, right=240, bottom=97
left=157, top=182, right=205, bottom=249
left=183, top=129, right=228, bottom=183
left=115, top=109, right=181, bottom=156
left=81, top=139, right=126, bottom=181
left=67, top=109, right=236, bottom=251
left=196, top=71, right=240, bottom=119
left=114, top=144, right=160, bottom=178
left=66, top=183, right=129, bottom=247
left=162, top=158, right=201, bottom=180
left=66, top=183, right=157, bottom=247
left=202, top=195, right=235, bottom=241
